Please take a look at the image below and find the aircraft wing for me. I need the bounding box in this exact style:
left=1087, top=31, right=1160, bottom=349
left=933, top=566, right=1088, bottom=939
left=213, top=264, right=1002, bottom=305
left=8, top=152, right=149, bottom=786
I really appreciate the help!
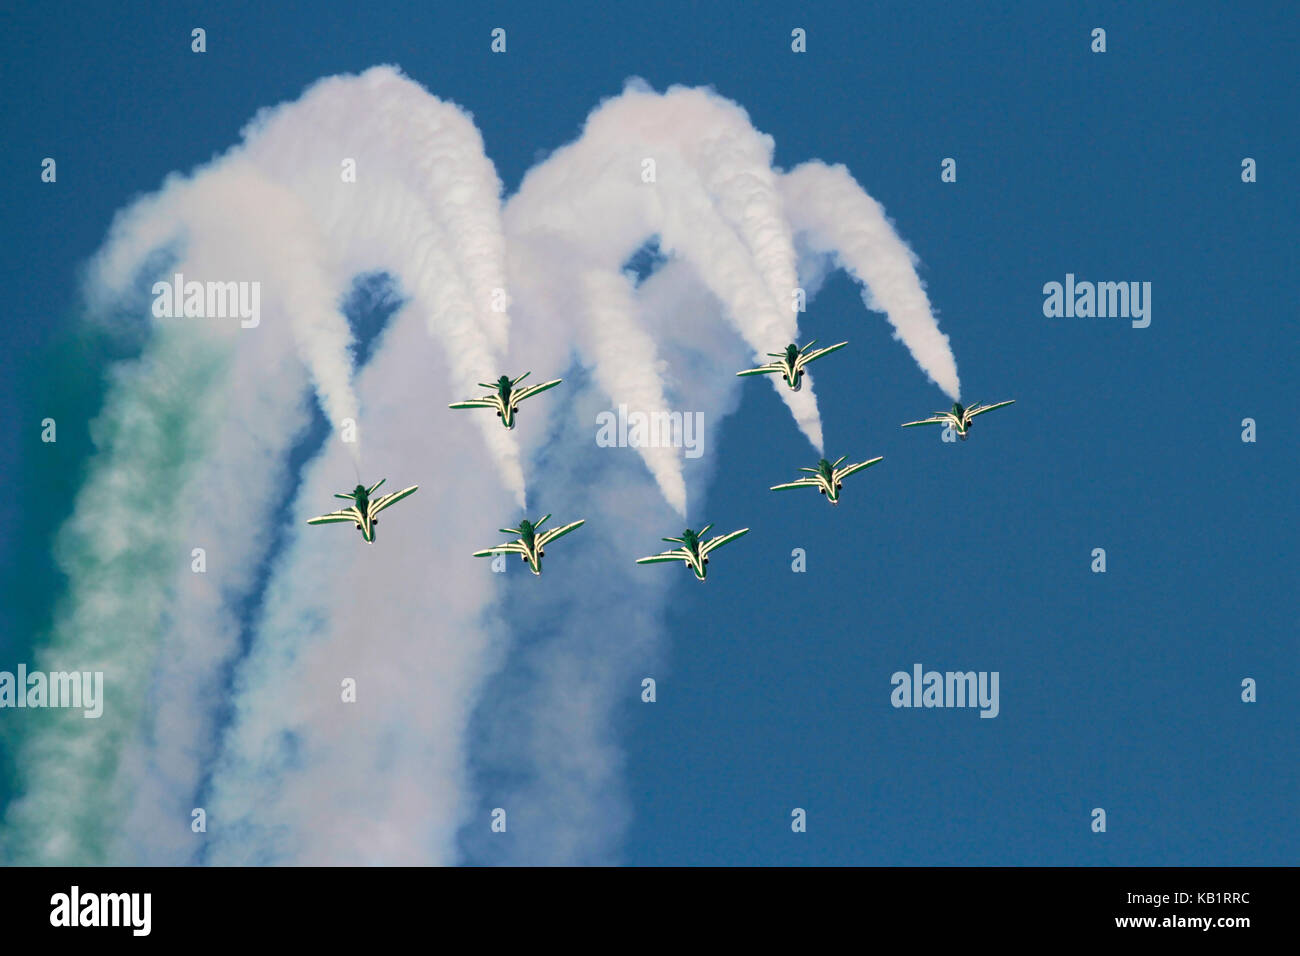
left=636, top=549, right=692, bottom=565
left=449, top=399, right=497, bottom=410
left=307, top=506, right=363, bottom=526
left=834, top=456, right=883, bottom=482
left=537, top=519, right=585, bottom=547
left=701, top=528, right=749, bottom=556
left=735, top=363, right=780, bottom=377
left=368, top=485, right=418, bottom=517
left=967, top=399, right=1016, bottom=418
left=797, top=341, right=848, bottom=367
left=473, top=542, right=527, bottom=557
left=512, top=379, right=562, bottom=403
left=769, top=479, right=819, bottom=492
left=901, top=414, right=949, bottom=428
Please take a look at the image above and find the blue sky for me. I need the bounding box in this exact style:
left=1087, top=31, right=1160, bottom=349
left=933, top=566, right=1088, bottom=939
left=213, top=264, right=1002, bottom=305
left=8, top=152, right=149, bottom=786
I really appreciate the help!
left=2, top=0, right=1296, bottom=864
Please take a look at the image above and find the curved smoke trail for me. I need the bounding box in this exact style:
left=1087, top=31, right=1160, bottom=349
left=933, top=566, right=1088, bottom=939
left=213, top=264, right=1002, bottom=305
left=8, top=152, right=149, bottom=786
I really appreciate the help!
left=2, top=73, right=961, bottom=867
left=1, top=67, right=521, bottom=864
left=506, top=81, right=826, bottom=518
left=781, top=161, right=961, bottom=400
left=241, top=65, right=525, bottom=503
left=473, top=98, right=960, bottom=864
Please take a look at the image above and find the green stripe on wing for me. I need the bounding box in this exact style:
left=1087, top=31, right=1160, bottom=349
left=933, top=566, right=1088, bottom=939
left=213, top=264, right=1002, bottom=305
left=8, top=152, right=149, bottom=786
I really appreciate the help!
left=636, top=551, right=691, bottom=565
left=833, top=456, right=883, bottom=481
left=474, top=543, right=527, bottom=557
left=770, top=479, right=817, bottom=491
left=369, top=485, right=418, bottom=517
left=537, top=519, right=585, bottom=547
left=701, top=528, right=749, bottom=556
left=967, top=399, right=1016, bottom=418
left=513, top=379, right=563, bottom=402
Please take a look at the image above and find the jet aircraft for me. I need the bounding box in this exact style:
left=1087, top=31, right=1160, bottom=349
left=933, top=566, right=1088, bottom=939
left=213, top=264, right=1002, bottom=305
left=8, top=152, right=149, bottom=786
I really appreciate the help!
left=635, top=525, right=750, bottom=581
left=472, top=514, right=585, bottom=575
left=769, top=455, right=883, bottom=505
left=449, top=372, right=562, bottom=429
left=735, top=340, right=848, bottom=391
left=306, top=479, right=419, bottom=543
left=901, top=400, right=1016, bottom=440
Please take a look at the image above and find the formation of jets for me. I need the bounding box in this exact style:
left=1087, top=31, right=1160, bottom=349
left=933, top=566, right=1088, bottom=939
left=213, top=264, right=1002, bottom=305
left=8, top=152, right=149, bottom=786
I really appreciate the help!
left=306, top=479, right=419, bottom=543
left=770, top=455, right=884, bottom=505
left=472, top=514, right=585, bottom=575
left=449, top=372, right=563, bottom=429
left=901, top=400, right=1016, bottom=441
left=635, top=526, right=750, bottom=581
left=306, top=352, right=1015, bottom=586
left=736, top=340, right=848, bottom=391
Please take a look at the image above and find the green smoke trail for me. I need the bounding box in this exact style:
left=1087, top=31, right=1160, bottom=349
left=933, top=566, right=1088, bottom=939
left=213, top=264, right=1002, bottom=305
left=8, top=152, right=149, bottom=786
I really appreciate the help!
left=1, top=323, right=231, bottom=864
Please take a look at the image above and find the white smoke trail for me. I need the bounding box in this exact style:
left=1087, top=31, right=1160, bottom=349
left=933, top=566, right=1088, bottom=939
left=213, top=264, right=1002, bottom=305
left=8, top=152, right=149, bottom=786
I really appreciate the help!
left=474, top=103, right=961, bottom=865
left=202, top=293, right=513, bottom=865
left=781, top=161, right=961, bottom=400
left=505, top=82, right=827, bottom=518
left=88, top=160, right=360, bottom=443
left=463, top=258, right=752, bottom=864
left=3, top=72, right=961, bottom=868
left=3, top=67, right=523, bottom=865
left=241, top=65, right=524, bottom=503
left=162, top=68, right=522, bottom=864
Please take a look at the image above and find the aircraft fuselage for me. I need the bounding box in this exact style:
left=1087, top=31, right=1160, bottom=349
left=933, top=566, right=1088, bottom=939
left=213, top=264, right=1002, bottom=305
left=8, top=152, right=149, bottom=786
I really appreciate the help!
left=515, top=520, right=543, bottom=574
left=814, top=459, right=843, bottom=502
left=348, top=486, right=377, bottom=542
left=493, top=377, right=520, bottom=429
left=307, top=479, right=419, bottom=545
left=950, top=403, right=973, bottom=439
left=678, top=529, right=708, bottom=580
left=781, top=345, right=803, bottom=390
